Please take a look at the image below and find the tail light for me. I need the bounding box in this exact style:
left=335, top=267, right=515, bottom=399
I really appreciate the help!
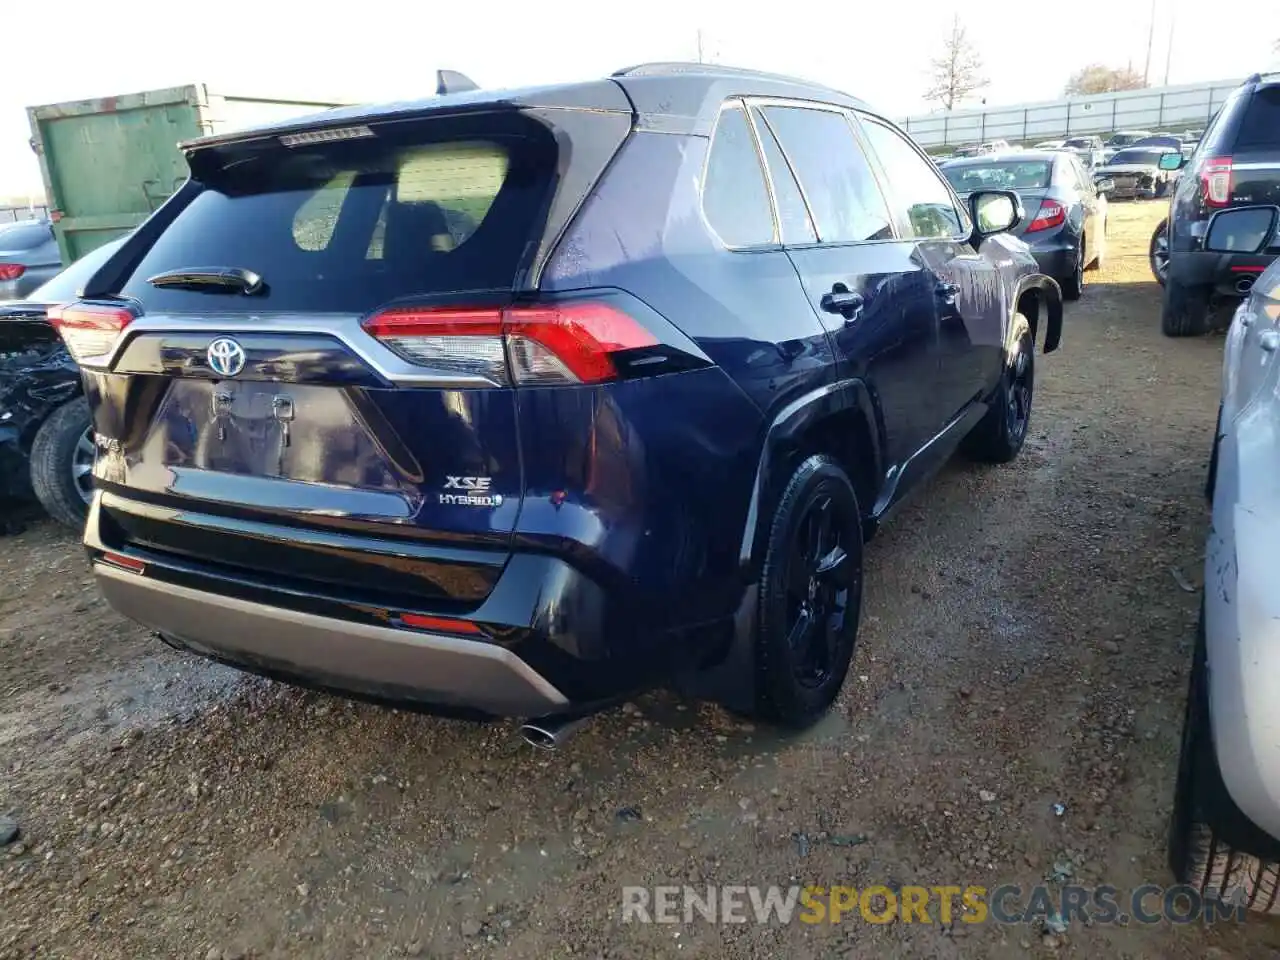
left=1202, top=157, right=1233, bottom=207
left=1026, top=199, right=1066, bottom=233
left=47, top=302, right=137, bottom=363
left=0, top=264, right=26, bottom=282
left=361, top=302, right=658, bottom=386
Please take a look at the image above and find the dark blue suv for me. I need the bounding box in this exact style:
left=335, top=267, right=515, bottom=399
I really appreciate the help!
left=55, top=64, right=1061, bottom=739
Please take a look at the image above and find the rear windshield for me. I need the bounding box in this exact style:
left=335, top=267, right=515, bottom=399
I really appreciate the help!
left=1235, top=87, right=1280, bottom=150
left=118, top=113, right=556, bottom=314
left=943, top=161, right=1052, bottom=192
left=0, top=221, right=51, bottom=251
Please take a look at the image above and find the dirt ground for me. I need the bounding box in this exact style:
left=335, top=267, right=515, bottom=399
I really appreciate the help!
left=3, top=201, right=1279, bottom=959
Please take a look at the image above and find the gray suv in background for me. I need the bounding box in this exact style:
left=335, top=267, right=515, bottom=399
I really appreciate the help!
left=0, top=220, right=61, bottom=300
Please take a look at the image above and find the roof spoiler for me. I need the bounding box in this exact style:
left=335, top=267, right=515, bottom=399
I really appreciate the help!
left=436, top=70, right=479, bottom=96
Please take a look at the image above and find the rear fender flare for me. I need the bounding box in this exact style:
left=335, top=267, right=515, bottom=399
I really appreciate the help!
left=1012, top=274, right=1064, bottom=354
left=736, top=378, right=882, bottom=577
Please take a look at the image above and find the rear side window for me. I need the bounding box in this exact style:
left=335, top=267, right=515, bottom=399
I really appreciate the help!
left=702, top=106, right=775, bottom=247
left=859, top=119, right=965, bottom=239
left=760, top=106, right=892, bottom=244
left=119, top=113, right=556, bottom=314
left=0, top=221, right=52, bottom=250
left=750, top=107, right=817, bottom=245
left=1234, top=87, right=1280, bottom=150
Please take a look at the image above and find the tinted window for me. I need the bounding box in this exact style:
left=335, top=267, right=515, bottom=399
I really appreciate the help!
left=0, top=221, right=52, bottom=250
left=942, top=161, right=1052, bottom=192
left=760, top=107, right=892, bottom=244
left=29, top=237, right=127, bottom=302
left=860, top=119, right=965, bottom=239
left=749, top=107, right=817, bottom=244
left=703, top=105, right=775, bottom=247
left=1235, top=87, right=1280, bottom=150
left=118, top=114, right=556, bottom=314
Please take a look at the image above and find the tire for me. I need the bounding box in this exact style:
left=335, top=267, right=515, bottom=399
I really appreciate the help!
left=29, top=396, right=94, bottom=530
left=1169, top=608, right=1280, bottom=913
left=963, top=318, right=1034, bottom=464
left=752, top=454, right=863, bottom=728
left=1162, top=279, right=1212, bottom=337
left=1150, top=218, right=1170, bottom=287
left=1060, top=237, right=1084, bottom=300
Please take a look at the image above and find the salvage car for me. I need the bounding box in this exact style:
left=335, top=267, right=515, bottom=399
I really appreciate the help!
left=1159, top=71, right=1280, bottom=335
left=55, top=64, right=1062, bottom=743
left=1093, top=146, right=1182, bottom=200
left=0, top=220, right=61, bottom=300
left=941, top=150, right=1107, bottom=299
left=1175, top=206, right=1280, bottom=910
left=1, top=237, right=126, bottom=528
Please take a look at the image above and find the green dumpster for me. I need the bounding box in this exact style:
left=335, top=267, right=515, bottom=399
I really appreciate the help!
left=27, top=84, right=350, bottom=264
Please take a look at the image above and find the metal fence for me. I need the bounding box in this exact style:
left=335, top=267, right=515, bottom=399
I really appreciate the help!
left=0, top=204, right=49, bottom=224
left=900, top=78, right=1244, bottom=149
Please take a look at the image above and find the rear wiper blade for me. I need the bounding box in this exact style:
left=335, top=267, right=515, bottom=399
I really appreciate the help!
left=146, top=266, right=265, bottom=296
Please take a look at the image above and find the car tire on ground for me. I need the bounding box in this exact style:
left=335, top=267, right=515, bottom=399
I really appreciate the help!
left=963, top=317, right=1034, bottom=464
left=752, top=454, right=863, bottom=728
left=1162, top=280, right=1212, bottom=337
left=29, top=396, right=94, bottom=530
left=1150, top=218, right=1170, bottom=287
left=1170, top=608, right=1280, bottom=913
left=1060, top=238, right=1084, bottom=300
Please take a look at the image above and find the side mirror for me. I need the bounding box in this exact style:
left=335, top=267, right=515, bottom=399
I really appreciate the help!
left=968, top=190, right=1023, bottom=239
left=1158, top=152, right=1184, bottom=171
left=1094, top=177, right=1115, bottom=195
left=1205, top=206, right=1280, bottom=254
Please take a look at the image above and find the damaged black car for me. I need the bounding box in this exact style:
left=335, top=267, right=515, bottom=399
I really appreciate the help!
left=1, top=237, right=126, bottom=528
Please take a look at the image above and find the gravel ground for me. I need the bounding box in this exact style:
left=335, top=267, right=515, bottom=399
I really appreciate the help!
left=4, top=201, right=1280, bottom=959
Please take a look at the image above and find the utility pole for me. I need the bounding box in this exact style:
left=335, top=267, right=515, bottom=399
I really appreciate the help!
left=1143, top=0, right=1157, bottom=84
left=1163, top=4, right=1177, bottom=86
left=696, top=29, right=704, bottom=64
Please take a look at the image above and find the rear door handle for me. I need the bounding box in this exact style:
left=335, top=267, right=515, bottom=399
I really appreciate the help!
left=821, top=289, right=864, bottom=319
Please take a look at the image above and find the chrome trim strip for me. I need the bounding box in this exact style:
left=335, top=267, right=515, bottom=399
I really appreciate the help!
left=91, top=312, right=504, bottom=389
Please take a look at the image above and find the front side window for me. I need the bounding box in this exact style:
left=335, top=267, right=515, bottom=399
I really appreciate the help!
left=702, top=105, right=775, bottom=248
left=759, top=106, right=892, bottom=244
left=860, top=118, right=965, bottom=240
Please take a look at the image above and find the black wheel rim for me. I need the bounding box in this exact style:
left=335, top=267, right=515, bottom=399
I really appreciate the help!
left=72, top=427, right=95, bottom=504
left=1153, top=228, right=1170, bottom=282
left=783, top=494, right=858, bottom=689
left=1006, top=339, right=1033, bottom=442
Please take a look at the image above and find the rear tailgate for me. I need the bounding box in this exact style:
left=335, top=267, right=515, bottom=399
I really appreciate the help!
left=70, top=105, right=631, bottom=607
left=1230, top=85, right=1280, bottom=212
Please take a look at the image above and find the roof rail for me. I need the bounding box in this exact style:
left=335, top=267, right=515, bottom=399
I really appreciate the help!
left=436, top=69, right=479, bottom=96
left=611, top=61, right=821, bottom=88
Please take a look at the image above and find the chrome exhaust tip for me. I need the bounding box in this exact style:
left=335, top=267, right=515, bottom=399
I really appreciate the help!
left=1237, top=277, right=1256, bottom=295
left=519, top=714, right=592, bottom=750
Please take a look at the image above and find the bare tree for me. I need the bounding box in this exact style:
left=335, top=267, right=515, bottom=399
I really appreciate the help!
left=1064, top=64, right=1148, bottom=96
left=924, top=15, right=988, bottom=111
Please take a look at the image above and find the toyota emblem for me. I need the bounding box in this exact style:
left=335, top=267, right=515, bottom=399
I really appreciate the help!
left=207, top=337, right=247, bottom=378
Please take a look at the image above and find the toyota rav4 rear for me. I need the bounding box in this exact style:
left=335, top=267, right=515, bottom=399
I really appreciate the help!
left=62, top=82, right=761, bottom=722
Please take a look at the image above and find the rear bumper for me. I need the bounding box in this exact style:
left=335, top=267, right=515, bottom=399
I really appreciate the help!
left=85, top=492, right=730, bottom=716
left=1026, top=237, right=1076, bottom=280
left=1168, top=249, right=1278, bottom=297
left=96, top=561, right=568, bottom=716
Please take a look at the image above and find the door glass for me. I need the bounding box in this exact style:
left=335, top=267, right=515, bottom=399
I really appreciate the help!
left=860, top=118, right=966, bottom=239
left=759, top=106, right=893, bottom=244
left=702, top=105, right=776, bottom=247
left=749, top=107, right=817, bottom=244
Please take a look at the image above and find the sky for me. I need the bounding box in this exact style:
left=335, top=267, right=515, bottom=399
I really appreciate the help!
left=3, top=0, right=1277, bottom=198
